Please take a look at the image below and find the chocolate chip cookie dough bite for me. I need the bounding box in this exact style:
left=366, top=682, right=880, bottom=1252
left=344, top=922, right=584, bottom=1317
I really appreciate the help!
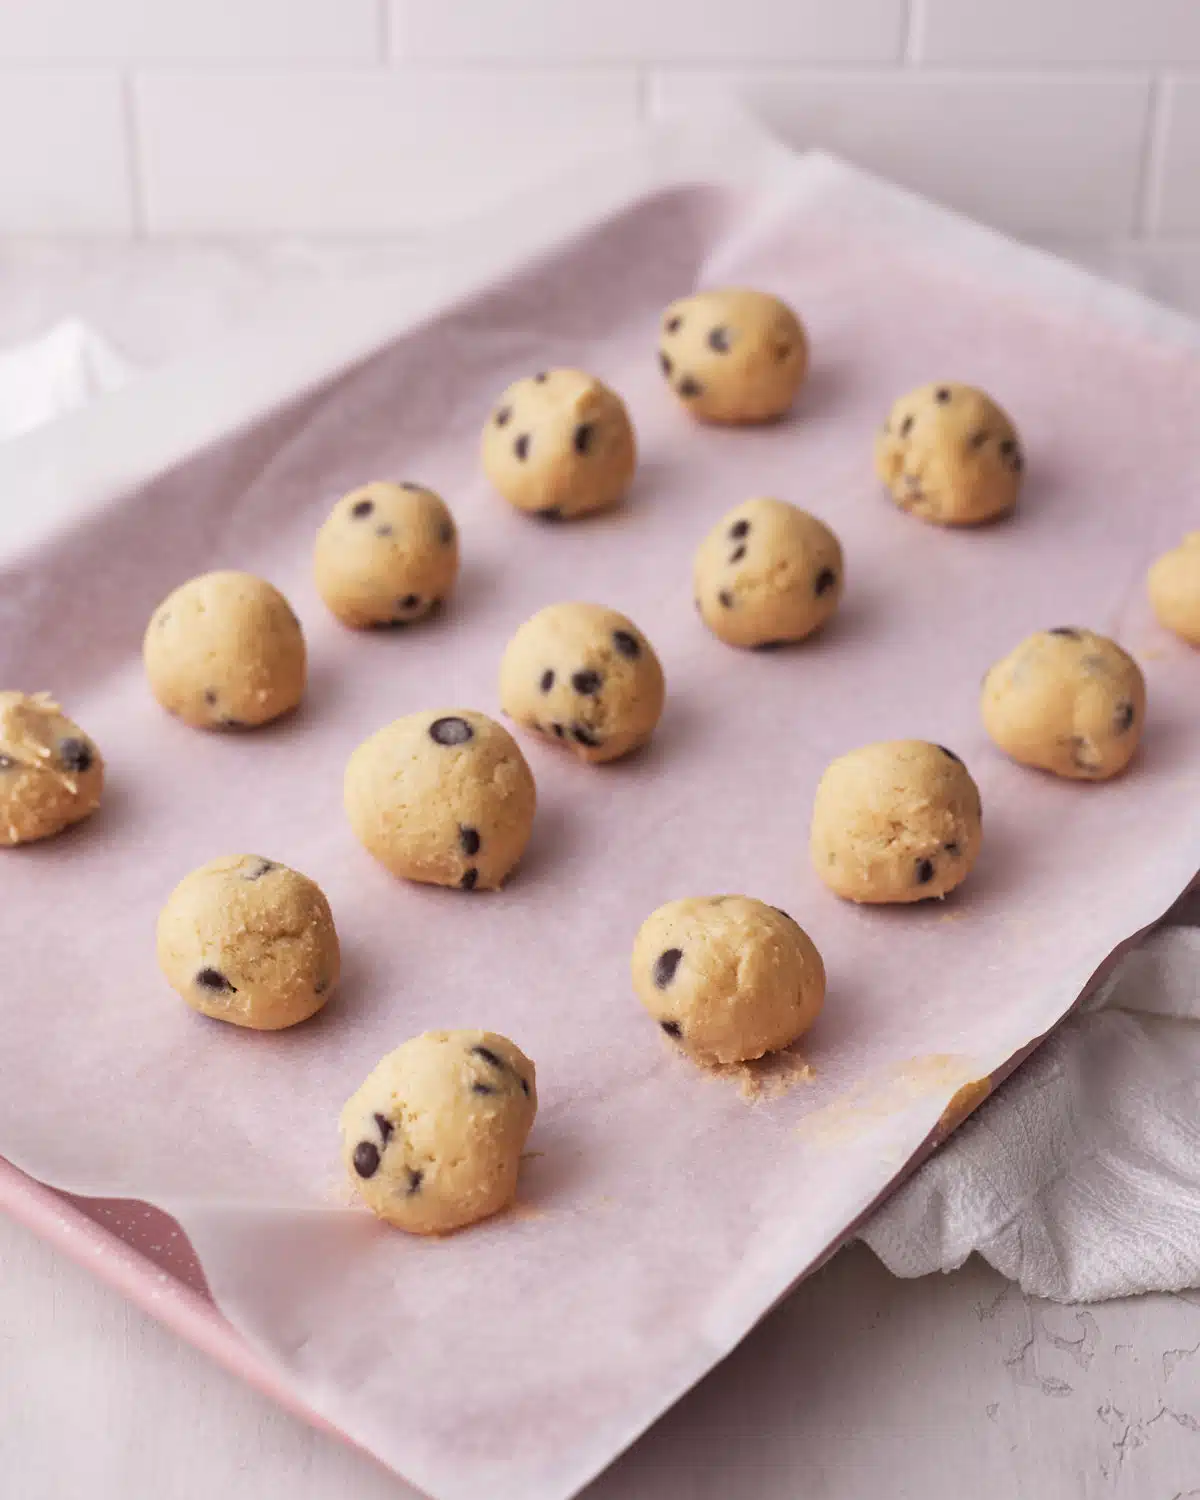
left=657, top=288, right=807, bottom=424
left=811, top=741, right=983, bottom=904
left=144, top=570, right=306, bottom=729
left=982, top=628, right=1145, bottom=781
left=344, top=709, right=536, bottom=890
left=1148, top=533, right=1200, bottom=646
left=632, top=897, right=825, bottom=1065
left=0, top=692, right=103, bottom=845
left=314, top=480, right=458, bottom=629
left=694, top=498, right=843, bottom=649
left=875, top=383, right=1023, bottom=526
left=481, top=368, right=636, bottom=520
left=499, top=603, right=665, bottom=764
left=341, top=1030, right=536, bottom=1235
left=157, top=855, right=340, bottom=1030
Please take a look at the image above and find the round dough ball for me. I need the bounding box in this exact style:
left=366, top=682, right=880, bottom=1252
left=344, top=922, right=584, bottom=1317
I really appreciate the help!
left=657, top=288, right=807, bottom=424
left=1148, top=532, right=1200, bottom=646
left=157, top=854, right=339, bottom=1030
left=811, top=741, right=983, bottom=904
left=314, top=480, right=459, bottom=629
left=345, top=709, right=536, bottom=890
left=144, top=570, right=306, bottom=730
left=694, top=498, right=843, bottom=649
left=499, top=603, right=665, bottom=765
left=631, top=896, right=825, bottom=1064
left=480, top=368, right=636, bottom=520
left=340, top=1029, right=537, bottom=1235
left=875, top=383, right=1023, bottom=526
left=0, top=692, right=103, bottom=846
left=981, top=627, right=1145, bottom=781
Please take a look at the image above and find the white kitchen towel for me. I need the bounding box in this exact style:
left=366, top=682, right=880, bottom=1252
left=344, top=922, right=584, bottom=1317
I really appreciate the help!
left=861, top=890, right=1200, bottom=1302
left=0, top=319, right=133, bottom=442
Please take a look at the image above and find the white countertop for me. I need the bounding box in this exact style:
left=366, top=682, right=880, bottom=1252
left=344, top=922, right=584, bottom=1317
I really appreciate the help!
left=3, top=236, right=1200, bottom=1500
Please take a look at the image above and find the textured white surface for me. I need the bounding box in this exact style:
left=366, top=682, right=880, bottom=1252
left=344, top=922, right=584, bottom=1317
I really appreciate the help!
left=2, top=233, right=1200, bottom=1497
left=0, top=73, right=130, bottom=232
left=915, top=0, right=1200, bottom=64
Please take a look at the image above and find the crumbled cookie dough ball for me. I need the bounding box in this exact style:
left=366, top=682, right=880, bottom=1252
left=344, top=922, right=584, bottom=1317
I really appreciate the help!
left=481, top=368, right=636, bottom=520
left=811, top=741, right=983, bottom=904
left=314, top=480, right=459, bottom=629
left=694, top=498, right=843, bottom=649
left=0, top=692, right=103, bottom=846
left=1148, top=533, right=1200, bottom=646
left=632, top=896, right=825, bottom=1065
left=657, top=288, right=807, bottom=424
left=157, top=855, right=339, bottom=1030
left=499, top=602, right=665, bottom=764
left=344, top=709, right=536, bottom=890
left=340, top=1029, right=537, bottom=1235
left=981, top=627, right=1145, bottom=781
left=144, top=570, right=306, bottom=729
left=875, top=383, right=1023, bottom=526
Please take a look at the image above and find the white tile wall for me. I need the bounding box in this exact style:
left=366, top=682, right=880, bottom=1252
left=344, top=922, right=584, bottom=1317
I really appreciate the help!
left=0, top=1, right=1198, bottom=241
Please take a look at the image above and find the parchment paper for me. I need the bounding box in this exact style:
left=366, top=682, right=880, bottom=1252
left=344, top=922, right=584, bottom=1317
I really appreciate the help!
left=2, top=141, right=1200, bottom=1500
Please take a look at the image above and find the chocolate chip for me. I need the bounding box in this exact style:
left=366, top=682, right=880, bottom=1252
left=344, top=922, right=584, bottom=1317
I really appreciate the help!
left=58, top=737, right=92, bottom=774
left=944, top=842, right=961, bottom=856
left=351, top=498, right=374, bottom=518
left=429, top=715, right=473, bottom=746
left=935, top=387, right=951, bottom=403
left=999, top=439, right=1016, bottom=457
left=654, top=948, right=682, bottom=988
left=1114, top=701, right=1136, bottom=734
left=400, top=481, right=419, bottom=491
left=314, top=977, right=330, bottom=995
left=677, top=376, right=702, bottom=399
left=665, top=315, right=682, bottom=334
left=221, top=718, right=247, bottom=729
left=718, top=590, right=734, bottom=608
left=471, top=1080, right=498, bottom=1095
left=495, top=405, right=511, bottom=427
left=572, top=669, right=602, bottom=695
left=915, top=858, right=935, bottom=885
left=398, top=594, right=420, bottom=610
left=375, top=524, right=394, bottom=537
left=460, top=867, right=479, bottom=891
left=772, top=907, right=798, bottom=924
left=533, top=371, right=548, bottom=383
left=243, top=858, right=275, bottom=880
left=936, top=745, right=963, bottom=764
left=1010, top=452, right=1024, bottom=473
left=660, top=1020, right=682, bottom=1038
left=353, top=1141, right=380, bottom=1179
left=707, top=326, right=730, bottom=353
left=439, top=519, right=455, bottom=545
left=1049, top=627, right=1081, bottom=639
left=753, top=640, right=788, bottom=651
left=540, top=669, right=555, bottom=692
left=473, top=1045, right=503, bottom=1069
left=814, top=568, right=837, bottom=597
left=204, top=689, right=218, bottom=706
left=459, top=825, right=481, bottom=856
left=774, top=343, right=791, bottom=361
left=729, top=519, right=750, bottom=540
left=572, top=724, right=601, bottom=748
left=613, top=629, right=640, bottom=658
left=195, top=968, right=235, bottom=993
left=552, top=723, right=566, bottom=739
left=659, top=350, right=673, bottom=377
left=536, top=506, right=563, bottom=522
left=406, top=1167, right=423, bottom=1194
left=729, top=545, right=746, bottom=564
left=514, top=433, right=530, bottom=461
left=899, top=415, right=914, bottom=437
left=373, top=1113, right=393, bottom=1144
left=573, top=423, right=594, bottom=455
left=969, top=430, right=988, bottom=449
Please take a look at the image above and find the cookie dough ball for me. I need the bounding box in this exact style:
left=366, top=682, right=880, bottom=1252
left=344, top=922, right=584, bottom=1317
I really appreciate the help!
left=157, top=855, right=339, bottom=1030
left=811, top=741, right=983, bottom=904
left=694, top=498, right=843, bottom=649
left=632, top=896, right=824, bottom=1064
left=481, top=368, right=636, bottom=520
left=875, top=383, right=1023, bottom=526
left=314, top=480, right=459, bottom=629
left=341, top=1030, right=536, bottom=1235
left=345, top=709, right=535, bottom=890
left=0, top=692, right=103, bottom=846
left=144, top=571, right=306, bottom=730
left=981, top=628, right=1145, bottom=781
left=499, top=603, right=665, bottom=764
left=1148, top=533, right=1200, bottom=646
left=657, top=288, right=807, bottom=424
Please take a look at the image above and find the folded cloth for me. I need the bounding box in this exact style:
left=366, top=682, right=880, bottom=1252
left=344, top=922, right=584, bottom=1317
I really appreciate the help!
left=0, top=319, right=133, bottom=442
left=861, top=889, right=1200, bottom=1302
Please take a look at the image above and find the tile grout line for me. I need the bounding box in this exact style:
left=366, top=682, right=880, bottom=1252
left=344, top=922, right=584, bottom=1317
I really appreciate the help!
left=119, top=72, right=147, bottom=238
left=377, top=0, right=391, bottom=63
left=1135, top=73, right=1169, bottom=238
left=903, top=0, right=924, bottom=66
